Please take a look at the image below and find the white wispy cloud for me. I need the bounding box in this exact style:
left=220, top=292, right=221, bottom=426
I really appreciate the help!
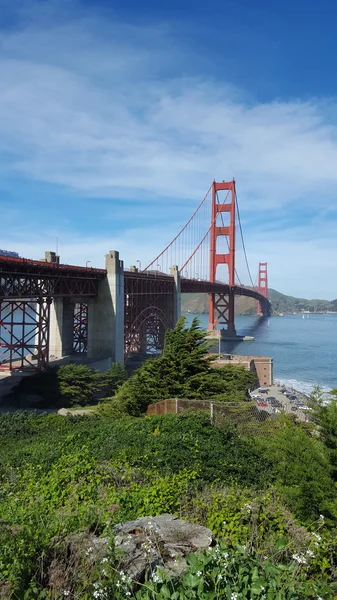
left=1, top=3, right=337, bottom=208
left=1, top=1, right=337, bottom=297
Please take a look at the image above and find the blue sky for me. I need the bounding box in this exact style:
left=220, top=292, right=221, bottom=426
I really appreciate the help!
left=1, top=0, right=337, bottom=298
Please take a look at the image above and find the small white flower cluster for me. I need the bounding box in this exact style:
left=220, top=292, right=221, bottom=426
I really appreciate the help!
left=306, top=549, right=315, bottom=558
left=146, top=520, right=159, bottom=534
left=231, top=593, right=238, bottom=600
left=241, top=503, right=252, bottom=515
left=85, top=546, right=94, bottom=557
left=142, top=539, right=155, bottom=556
left=319, top=514, right=325, bottom=522
left=196, top=570, right=202, bottom=577
left=312, top=532, right=321, bottom=542
left=92, top=582, right=108, bottom=599
left=292, top=553, right=307, bottom=565
left=63, top=592, right=70, bottom=598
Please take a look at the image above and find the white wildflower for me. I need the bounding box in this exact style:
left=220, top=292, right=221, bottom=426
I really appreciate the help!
left=231, top=594, right=238, bottom=600
left=93, top=583, right=100, bottom=589
left=242, top=503, right=252, bottom=514
left=241, top=544, right=247, bottom=551
left=292, top=553, right=307, bottom=565
left=306, top=549, right=314, bottom=558
left=223, top=520, right=227, bottom=525
left=319, top=514, right=325, bottom=521
left=196, top=570, right=202, bottom=577
left=260, top=586, right=265, bottom=591
left=85, top=547, right=93, bottom=556
left=217, top=574, right=223, bottom=580
left=152, top=573, right=163, bottom=583
left=63, top=593, right=70, bottom=598
left=222, top=551, right=229, bottom=559
left=312, top=532, right=321, bottom=541
left=101, top=557, right=108, bottom=563
left=314, top=542, right=319, bottom=547
left=126, top=593, right=131, bottom=597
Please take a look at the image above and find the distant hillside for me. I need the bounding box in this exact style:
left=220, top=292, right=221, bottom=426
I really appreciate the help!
left=181, top=290, right=337, bottom=315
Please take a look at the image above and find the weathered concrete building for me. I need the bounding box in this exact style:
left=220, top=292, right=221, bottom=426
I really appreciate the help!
left=213, top=354, right=273, bottom=387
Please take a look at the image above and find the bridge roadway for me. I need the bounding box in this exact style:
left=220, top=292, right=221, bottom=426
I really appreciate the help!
left=0, top=256, right=270, bottom=310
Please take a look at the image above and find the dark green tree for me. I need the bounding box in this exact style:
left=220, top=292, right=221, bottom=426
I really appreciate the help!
left=102, top=362, right=128, bottom=397
left=114, top=317, right=257, bottom=415
left=57, top=364, right=102, bottom=406
left=310, top=387, right=337, bottom=480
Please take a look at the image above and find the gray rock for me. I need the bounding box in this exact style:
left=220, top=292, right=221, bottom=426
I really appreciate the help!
left=113, top=514, right=213, bottom=583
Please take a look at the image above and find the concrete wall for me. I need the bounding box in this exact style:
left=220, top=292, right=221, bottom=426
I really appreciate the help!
left=49, top=298, right=75, bottom=358
left=213, top=355, right=273, bottom=387
left=87, top=250, right=124, bottom=364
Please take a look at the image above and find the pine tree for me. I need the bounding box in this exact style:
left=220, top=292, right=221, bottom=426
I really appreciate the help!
left=113, top=317, right=257, bottom=415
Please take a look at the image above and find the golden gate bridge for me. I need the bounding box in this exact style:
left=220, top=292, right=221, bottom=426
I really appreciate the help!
left=0, top=179, right=270, bottom=371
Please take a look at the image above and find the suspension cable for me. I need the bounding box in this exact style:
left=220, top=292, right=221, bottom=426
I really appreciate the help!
left=234, top=189, right=256, bottom=289
left=143, top=183, right=213, bottom=271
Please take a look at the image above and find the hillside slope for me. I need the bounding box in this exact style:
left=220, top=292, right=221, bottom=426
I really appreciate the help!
left=181, top=289, right=336, bottom=315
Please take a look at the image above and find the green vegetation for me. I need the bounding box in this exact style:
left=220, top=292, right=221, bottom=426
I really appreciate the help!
left=0, top=320, right=336, bottom=598
left=9, top=362, right=127, bottom=408
left=181, top=290, right=337, bottom=315
left=113, top=317, right=257, bottom=415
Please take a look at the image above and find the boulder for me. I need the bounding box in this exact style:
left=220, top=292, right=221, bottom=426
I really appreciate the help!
left=113, top=514, right=213, bottom=581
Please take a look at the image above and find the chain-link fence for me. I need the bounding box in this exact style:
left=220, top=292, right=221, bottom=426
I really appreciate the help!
left=146, top=398, right=311, bottom=436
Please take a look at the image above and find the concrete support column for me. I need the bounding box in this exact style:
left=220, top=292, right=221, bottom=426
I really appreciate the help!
left=170, top=265, right=181, bottom=325
left=227, top=287, right=236, bottom=334
left=49, top=298, right=74, bottom=358
left=87, top=250, right=124, bottom=364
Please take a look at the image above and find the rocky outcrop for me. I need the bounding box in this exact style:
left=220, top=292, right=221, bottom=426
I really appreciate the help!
left=113, top=514, right=213, bottom=581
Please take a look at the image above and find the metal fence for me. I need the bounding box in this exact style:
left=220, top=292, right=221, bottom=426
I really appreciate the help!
left=146, top=398, right=310, bottom=436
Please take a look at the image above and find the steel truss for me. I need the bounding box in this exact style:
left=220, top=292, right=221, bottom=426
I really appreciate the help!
left=73, top=303, right=88, bottom=353
left=211, top=289, right=235, bottom=333
left=0, top=273, right=100, bottom=299
left=124, top=272, right=176, bottom=357
left=0, top=298, right=51, bottom=371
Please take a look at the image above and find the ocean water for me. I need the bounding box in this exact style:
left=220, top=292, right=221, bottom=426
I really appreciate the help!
left=185, top=313, right=337, bottom=395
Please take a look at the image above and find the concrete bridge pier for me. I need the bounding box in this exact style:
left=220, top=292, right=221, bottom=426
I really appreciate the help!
left=49, top=298, right=75, bottom=358
left=170, top=265, right=181, bottom=324
left=87, top=250, right=124, bottom=364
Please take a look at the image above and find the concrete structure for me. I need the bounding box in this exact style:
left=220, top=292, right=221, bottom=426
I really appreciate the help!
left=49, top=251, right=125, bottom=365
left=49, top=298, right=75, bottom=357
left=87, top=250, right=124, bottom=364
left=213, top=354, right=273, bottom=387
left=170, top=265, right=181, bottom=324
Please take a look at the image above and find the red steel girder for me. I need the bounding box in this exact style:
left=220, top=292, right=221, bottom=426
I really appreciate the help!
left=0, top=298, right=51, bottom=371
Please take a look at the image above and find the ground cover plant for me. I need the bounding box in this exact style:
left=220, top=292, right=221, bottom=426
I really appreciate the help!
left=0, top=319, right=336, bottom=598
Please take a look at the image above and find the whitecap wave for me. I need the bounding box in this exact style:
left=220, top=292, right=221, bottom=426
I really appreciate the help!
left=275, top=378, right=332, bottom=398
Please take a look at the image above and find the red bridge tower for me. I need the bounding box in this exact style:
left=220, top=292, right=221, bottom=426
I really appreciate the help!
left=257, top=262, right=268, bottom=315
left=208, top=179, right=236, bottom=333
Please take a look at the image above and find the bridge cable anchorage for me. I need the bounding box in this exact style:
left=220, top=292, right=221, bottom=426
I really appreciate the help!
left=142, top=183, right=213, bottom=273
left=216, top=191, right=242, bottom=286
left=234, top=189, right=256, bottom=290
